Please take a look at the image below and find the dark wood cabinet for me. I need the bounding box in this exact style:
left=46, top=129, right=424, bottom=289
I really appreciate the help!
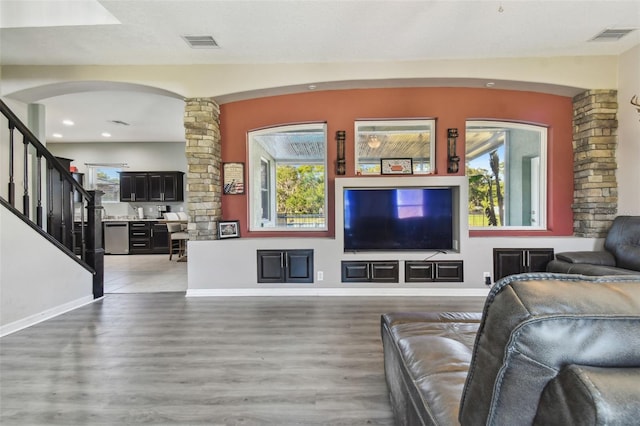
left=257, top=250, right=314, bottom=283
left=493, top=248, right=554, bottom=282
left=149, top=172, right=184, bottom=202
left=341, top=261, right=399, bottom=283
left=120, top=172, right=148, bottom=202
left=405, top=260, right=464, bottom=282
left=151, top=222, right=169, bottom=253
left=129, top=221, right=151, bottom=253
left=128, top=221, right=170, bottom=254
left=120, top=171, right=184, bottom=202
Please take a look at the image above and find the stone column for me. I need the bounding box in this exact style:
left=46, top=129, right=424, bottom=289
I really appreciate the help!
left=572, top=90, right=618, bottom=237
left=184, top=98, right=221, bottom=240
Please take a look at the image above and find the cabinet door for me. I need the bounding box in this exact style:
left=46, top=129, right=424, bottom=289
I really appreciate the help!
left=286, top=250, right=314, bottom=283
left=119, top=173, right=135, bottom=201
left=257, top=251, right=286, bottom=283
left=161, top=173, right=181, bottom=201
left=405, top=261, right=435, bottom=282
left=341, top=261, right=370, bottom=282
left=371, top=261, right=399, bottom=283
left=120, top=173, right=148, bottom=201
left=434, top=261, right=464, bottom=282
left=148, top=173, right=163, bottom=201
left=527, top=249, right=555, bottom=273
left=151, top=222, right=170, bottom=253
left=493, top=249, right=526, bottom=281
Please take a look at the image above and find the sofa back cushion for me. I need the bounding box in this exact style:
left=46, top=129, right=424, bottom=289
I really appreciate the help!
left=605, top=216, right=640, bottom=271
left=458, top=273, right=640, bottom=426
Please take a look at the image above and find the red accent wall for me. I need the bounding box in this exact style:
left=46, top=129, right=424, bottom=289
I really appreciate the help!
left=219, top=87, right=574, bottom=238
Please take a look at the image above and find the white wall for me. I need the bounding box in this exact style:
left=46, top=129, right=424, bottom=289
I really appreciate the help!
left=617, top=44, right=640, bottom=215
left=188, top=175, right=601, bottom=295
left=1, top=204, right=94, bottom=335
left=0, top=56, right=620, bottom=100
left=48, top=141, right=188, bottom=218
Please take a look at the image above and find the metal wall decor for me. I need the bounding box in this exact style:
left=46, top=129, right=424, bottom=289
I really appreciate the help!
left=336, top=130, right=346, bottom=175
left=447, top=128, right=460, bottom=173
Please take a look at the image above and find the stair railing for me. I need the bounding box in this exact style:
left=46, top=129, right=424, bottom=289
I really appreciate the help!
left=1, top=99, right=104, bottom=298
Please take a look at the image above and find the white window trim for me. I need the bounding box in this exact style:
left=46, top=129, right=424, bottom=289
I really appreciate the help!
left=248, top=122, right=328, bottom=232
left=354, top=119, right=436, bottom=175
left=466, top=120, right=547, bottom=231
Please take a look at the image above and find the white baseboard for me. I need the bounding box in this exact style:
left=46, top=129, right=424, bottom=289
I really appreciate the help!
left=0, top=295, right=99, bottom=337
left=186, top=287, right=490, bottom=297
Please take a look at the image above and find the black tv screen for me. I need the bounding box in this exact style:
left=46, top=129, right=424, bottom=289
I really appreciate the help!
left=343, top=187, right=454, bottom=252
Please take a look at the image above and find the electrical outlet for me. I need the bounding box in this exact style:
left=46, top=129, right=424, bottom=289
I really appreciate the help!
left=483, top=272, right=492, bottom=286
left=317, top=271, right=324, bottom=281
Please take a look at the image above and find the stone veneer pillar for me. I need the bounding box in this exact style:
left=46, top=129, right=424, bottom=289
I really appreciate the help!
left=184, top=98, right=221, bottom=240
left=572, top=90, right=618, bottom=238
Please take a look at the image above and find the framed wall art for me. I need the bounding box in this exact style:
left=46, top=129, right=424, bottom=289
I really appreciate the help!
left=218, top=220, right=240, bottom=239
left=223, top=162, right=245, bottom=195
left=381, top=158, right=413, bottom=175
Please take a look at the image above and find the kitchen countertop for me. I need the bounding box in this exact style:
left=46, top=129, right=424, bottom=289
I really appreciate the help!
left=103, top=217, right=166, bottom=222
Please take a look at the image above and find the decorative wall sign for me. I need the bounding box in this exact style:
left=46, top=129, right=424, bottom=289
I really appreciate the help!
left=381, top=158, right=413, bottom=175
left=223, top=162, right=245, bottom=194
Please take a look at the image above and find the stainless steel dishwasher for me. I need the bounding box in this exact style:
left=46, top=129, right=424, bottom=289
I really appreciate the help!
left=104, top=222, right=129, bottom=254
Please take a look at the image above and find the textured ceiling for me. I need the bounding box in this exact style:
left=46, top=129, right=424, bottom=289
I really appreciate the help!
left=1, top=0, right=638, bottom=143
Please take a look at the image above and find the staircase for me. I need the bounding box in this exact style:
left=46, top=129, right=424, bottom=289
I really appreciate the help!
left=1, top=99, right=104, bottom=300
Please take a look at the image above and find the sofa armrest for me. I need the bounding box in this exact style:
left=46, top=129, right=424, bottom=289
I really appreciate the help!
left=533, top=365, right=640, bottom=426
left=555, top=250, right=616, bottom=266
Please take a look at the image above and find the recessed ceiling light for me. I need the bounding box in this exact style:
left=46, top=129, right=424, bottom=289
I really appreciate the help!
left=62, top=119, right=74, bottom=126
left=486, top=82, right=495, bottom=88
left=308, top=84, right=317, bottom=90
left=52, top=133, right=63, bottom=138
left=101, top=132, right=112, bottom=138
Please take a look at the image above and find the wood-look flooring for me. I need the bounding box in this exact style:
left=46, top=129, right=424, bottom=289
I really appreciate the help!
left=1, top=293, right=485, bottom=425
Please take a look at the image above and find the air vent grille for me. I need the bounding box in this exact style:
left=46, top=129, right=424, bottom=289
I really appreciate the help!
left=590, top=28, right=636, bottom=41
left=182, top=35, right=219, bottom=49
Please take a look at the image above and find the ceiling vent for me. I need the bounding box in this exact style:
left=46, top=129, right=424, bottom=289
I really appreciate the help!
left=590, top=28, right=636, bottom=41
left=182, top=35, right=220, bottom=49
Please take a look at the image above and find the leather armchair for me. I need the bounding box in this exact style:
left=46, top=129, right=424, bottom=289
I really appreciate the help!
left=381, top=273, right=640, bottom=425
left=547, top=216, right=640, bottom=275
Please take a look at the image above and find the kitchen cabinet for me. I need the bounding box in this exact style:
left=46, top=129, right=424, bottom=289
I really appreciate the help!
left=129, top=221, right=151, bottom=253
left=493, top=248, right=554, bottom=282
left=128, top=221, right=170, bottom=254
left=341, top=261, right=399, bottom=283
left=120, top=172, right=148, bottom=202
left=149, top=172, right=184, bottom=202
left=257, top=249, right=314, bottom=283
left=405, top=260, right=464, bottom=282
left=120, top=171, right=184, bottom=202
left=151, top=222, right=169, bottom=253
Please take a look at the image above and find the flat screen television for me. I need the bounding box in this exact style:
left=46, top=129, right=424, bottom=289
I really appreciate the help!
left=343, top=187, right=454, bottom=252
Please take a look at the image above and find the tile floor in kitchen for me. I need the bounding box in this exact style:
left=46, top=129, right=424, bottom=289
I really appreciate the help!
left=104, top=254, right=187, bottom=293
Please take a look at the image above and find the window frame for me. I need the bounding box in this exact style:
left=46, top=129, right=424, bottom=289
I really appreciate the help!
left=86, top=164, right=122, bottom=203
left=466, top=120, right=548, bottom=231
left=354, top=119, right=436, bottom=175
left=247, top=122, right=328, bottom=232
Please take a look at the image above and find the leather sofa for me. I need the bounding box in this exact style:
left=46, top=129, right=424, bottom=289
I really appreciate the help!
left=381, top=273, right=640, bottom=425
left=547, top=216, right=640, bottom=275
